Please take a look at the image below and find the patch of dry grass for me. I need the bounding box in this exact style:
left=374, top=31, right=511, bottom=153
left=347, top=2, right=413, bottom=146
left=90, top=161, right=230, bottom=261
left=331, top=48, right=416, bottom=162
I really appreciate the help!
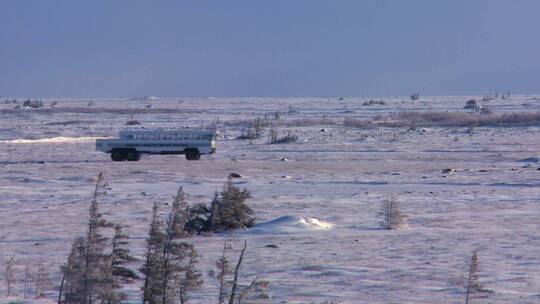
left=345, top=111, right=540, bottom=128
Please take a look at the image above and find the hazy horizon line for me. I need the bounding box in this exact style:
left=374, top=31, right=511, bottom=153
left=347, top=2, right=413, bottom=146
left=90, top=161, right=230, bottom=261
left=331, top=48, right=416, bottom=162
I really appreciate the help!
left=1, top=92, right=534, bottom=100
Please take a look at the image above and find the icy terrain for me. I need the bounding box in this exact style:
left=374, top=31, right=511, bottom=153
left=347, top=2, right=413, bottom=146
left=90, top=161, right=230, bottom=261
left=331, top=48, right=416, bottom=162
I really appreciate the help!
left=1, top=96, right=540, bottom=303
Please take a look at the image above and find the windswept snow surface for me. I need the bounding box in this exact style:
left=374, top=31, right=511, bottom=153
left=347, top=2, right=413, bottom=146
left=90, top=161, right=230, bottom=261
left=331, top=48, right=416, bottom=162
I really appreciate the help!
left=1, top=136, right=108, bottom=144
left=1, top=96, right=540, bottom=303
left=245, top=215, right=335, bottom=234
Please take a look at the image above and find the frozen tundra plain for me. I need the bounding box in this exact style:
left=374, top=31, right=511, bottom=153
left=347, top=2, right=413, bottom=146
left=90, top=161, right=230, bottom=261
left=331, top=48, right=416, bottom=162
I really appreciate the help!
left=1, top=96, right=540, bottom=303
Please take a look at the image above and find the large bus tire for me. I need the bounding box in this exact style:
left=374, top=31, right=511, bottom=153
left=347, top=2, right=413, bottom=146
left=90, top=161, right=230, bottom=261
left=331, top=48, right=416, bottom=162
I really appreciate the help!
left=185, top=149, right=200, bottom=161
left=111, top=150, right=125, bottom=161
left=126, top=150, right=140, bottom=161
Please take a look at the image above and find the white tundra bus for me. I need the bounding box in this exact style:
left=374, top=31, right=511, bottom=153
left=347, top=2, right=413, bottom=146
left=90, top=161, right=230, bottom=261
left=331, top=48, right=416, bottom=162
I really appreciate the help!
left=96, top=130, right=216, bottom=161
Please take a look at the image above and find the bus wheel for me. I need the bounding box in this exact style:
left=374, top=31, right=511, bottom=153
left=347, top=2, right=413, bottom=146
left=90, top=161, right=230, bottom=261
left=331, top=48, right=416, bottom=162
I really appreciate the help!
left=185, top=149, right=200, bottom=161
left=126, top=150, right=140, bottom=161
left=111, top=151, right=125, bottom=161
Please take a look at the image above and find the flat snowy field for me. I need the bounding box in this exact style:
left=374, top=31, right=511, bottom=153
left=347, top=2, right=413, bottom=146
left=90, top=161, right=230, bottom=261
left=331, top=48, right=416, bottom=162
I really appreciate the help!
left=1, top=96, right=540, bottom=303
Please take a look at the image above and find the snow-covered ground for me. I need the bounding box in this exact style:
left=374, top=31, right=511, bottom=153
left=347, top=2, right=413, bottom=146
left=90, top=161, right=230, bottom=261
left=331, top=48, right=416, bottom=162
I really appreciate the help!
left=1, top=96, right=540, bottom=303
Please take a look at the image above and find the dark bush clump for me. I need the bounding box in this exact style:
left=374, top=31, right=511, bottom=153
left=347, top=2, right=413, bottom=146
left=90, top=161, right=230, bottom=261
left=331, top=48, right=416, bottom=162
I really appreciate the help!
left=464, top=99, right=478, bottom=109
left=22, top=99, right=43, bottom=108
left=186, top=177, right=255, bottom=233
left=362, top=99, right=385, bottom=106
left=267, top=129, right=298, bottom=144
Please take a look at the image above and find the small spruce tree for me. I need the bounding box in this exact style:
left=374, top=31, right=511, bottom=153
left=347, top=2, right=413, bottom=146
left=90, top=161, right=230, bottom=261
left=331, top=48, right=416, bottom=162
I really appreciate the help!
left=141, top=203, right=166, bottom=304
left=35, top=259, right=52, bottom=298
left=5, top=255, right=16, bottom=297
left=141, top=188, right=203, bottom=304
left=379, top=196, right=407, bottom=230
left=83, top=172, right=113, bottom=304
left=60, top=237, right=87, bottom=304
left=24, top=261, right=32, bottom=299
left=177, top=245, right=203, bottom=304
left=465, top=250, right=482, bottom=304
left=211, top=178, right=255, bottom=231
left=59, top=172, right=124, bottom=304
left=161, top=187, right=202, bottom=304
left=228, top=241, right=247, bottom=304
left=102, top=224, right=138, bottom=304
left=215, top=239, right=232, bottom=304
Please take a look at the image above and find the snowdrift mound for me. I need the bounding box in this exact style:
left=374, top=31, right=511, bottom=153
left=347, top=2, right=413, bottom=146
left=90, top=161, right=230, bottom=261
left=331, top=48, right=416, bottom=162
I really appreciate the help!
left=2, top=136, right=109, bottom=144
left=245, top=215, right=334, bottom=234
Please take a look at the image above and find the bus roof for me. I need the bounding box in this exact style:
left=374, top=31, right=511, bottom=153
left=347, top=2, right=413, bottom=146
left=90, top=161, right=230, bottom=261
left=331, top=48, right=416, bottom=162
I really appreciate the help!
left=119, top=129, right=215, bottom=136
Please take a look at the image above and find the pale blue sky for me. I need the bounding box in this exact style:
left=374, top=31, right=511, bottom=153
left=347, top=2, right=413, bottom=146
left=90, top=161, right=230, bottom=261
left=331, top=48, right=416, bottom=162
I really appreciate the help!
left=1, top=0, right=538, bottom=97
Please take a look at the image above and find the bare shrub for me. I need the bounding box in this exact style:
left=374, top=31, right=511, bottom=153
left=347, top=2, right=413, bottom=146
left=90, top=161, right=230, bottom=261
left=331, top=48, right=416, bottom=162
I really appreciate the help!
left=378, top=196, right=407, bottom=230
left=227, top=240, right=247, bottom=304
left=410, top=93, right=420, bottom=101
left=212, top=240, right=269, bottom=304
left=268, top=129, right=298, bottom=144
left=266, top=128, right=277, bottom=144
left=214, top=239, right=232, bottom=304
left=5, top=255, right=16, bottom=297
left=252, top=117, right=269, bottom=133
left=389, top=130, right=399, bottom=142
left=236, top=127, right=258, bottom=140
left=482, top=94, right=493, bottom=102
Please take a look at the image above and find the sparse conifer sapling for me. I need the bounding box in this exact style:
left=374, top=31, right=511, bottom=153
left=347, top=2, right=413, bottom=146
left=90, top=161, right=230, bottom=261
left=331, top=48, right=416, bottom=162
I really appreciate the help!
left=465, top=249, right=485, bottom=304
left=379, top=196, right=407, bottom=230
